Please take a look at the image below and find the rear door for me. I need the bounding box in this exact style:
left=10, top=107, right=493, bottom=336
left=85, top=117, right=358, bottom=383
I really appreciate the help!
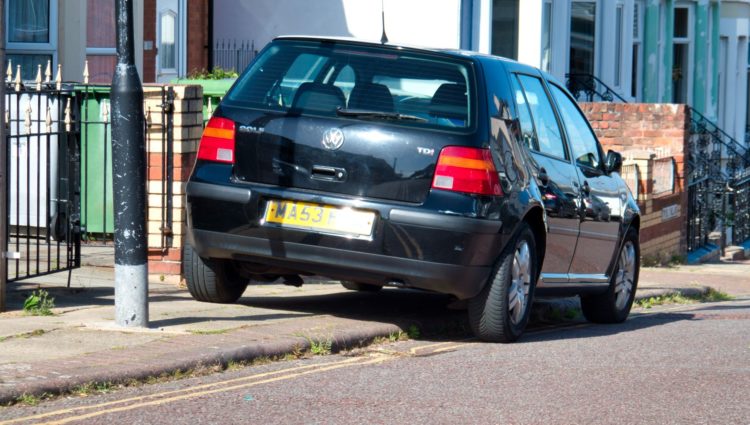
left=511, top=73, right=581, bottom=280
left=220, top=40, right=477, bottom=204
left=547, top=82, right=621, bottom=277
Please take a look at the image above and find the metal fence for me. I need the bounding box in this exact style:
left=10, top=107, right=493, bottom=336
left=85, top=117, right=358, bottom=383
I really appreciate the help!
left=620, top=163, right=640, bottom=199
left=213, top=39, right=257, bottom=73
left=77, top=84, right=175, bottom=249
left=4, top=79, right=81, bottom=282
left=686, top=107, right=750, bottom=252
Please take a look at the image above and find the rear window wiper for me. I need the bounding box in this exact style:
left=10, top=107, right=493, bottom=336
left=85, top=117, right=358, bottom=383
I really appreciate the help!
left=336, top=108, right=427, bottom=122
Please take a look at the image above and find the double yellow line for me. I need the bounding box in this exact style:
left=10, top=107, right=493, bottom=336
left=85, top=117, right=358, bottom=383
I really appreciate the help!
left=2, top=341, right=471, bottom=425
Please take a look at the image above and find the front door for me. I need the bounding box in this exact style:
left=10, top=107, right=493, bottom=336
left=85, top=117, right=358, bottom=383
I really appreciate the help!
left=155, top=0, right=185, bottom=83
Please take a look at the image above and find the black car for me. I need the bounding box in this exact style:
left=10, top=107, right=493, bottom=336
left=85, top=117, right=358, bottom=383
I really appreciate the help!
left=184, top=36, right=640, bottom=342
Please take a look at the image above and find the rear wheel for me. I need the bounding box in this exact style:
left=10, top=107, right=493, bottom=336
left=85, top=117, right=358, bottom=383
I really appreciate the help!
left=581, top=229, right=639, bottom=323
left=469, top=224, right=537, bottom=342
left=183, top=244, right=248, bottom=303
left=340, top=281, right=382, bottom=292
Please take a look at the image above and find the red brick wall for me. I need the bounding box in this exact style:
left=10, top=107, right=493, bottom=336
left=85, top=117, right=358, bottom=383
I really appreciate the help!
left=145, top=85, right=204, bottom=277
left=580, top=103, right=690, bottom=260
left=187, top=1, right=210, bottom=75
left=143, top=0, right=156, bottom=82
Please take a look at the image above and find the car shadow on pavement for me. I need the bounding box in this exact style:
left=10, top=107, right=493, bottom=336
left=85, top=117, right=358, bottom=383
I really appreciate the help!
left=522, top=307, right=743, bottom=343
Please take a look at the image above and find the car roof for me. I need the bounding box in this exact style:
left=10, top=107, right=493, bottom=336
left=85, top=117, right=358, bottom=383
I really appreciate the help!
left=274, top=35, right=525, bottom=64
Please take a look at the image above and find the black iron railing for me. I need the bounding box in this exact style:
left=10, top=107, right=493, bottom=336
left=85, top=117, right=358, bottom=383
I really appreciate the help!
left=565, top=73, right=628, bottom=103
left=4, top=80, right=81, bottom=283
left=686, top=108, right=750, bottom=251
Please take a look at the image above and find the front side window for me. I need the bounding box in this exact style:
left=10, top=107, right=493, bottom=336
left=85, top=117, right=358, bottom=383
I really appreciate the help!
left=516, top=75, right=567, bottom=159
left=549, top=84, right=602, bottom=170
left=226, top=40, right=475, bottom=131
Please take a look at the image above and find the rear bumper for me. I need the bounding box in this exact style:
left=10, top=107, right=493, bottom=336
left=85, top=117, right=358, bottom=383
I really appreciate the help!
left=190, top=229, right=491, bottom=299
left=186, top=181, right=506, bottom=299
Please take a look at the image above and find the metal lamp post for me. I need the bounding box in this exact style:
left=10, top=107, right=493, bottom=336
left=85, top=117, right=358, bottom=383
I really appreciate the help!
left=111, top=0, right=148, bottom=327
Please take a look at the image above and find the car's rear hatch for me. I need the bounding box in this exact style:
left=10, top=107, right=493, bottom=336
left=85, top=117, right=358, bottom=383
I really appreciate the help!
left=219, top=38, right=479, bottom=204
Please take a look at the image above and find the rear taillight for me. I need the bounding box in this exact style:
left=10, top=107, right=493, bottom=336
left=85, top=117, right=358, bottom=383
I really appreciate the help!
left=197, top=117, right=236, bottom=164
left=432, top=146, right=503, bottom=196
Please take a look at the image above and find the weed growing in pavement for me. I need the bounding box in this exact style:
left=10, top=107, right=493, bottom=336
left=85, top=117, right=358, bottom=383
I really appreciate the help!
left=309, top=338, right=333, bottom=356
left=16, top=393, right=42, bottom=406
left=23, top=289, right=55, bottom=316
left=407, top=324, right=421, bottom=339
left=389, top=331, right=408, bottom=342
left=72, top=382, right=115, bottom=396
left=635, top=289, right=734, bottom=309
left=549, top=307, right=581, bottom=321
left=702, top=288, right=734, bottom=302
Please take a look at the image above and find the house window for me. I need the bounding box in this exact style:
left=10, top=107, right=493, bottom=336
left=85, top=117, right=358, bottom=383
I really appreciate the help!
left=86, top=0, right=117, bottom=83
left=671, top=5, right=692, bottom=104
left=614, top=4, right=624, bottom=87
left=569, top=1, right=596, bottom=75
left=541, top=0, right=552, bottom=72
left=631, top=1, right=644, bottom=99
left=159, top=11, right=177, bottom=70
left=5, top=0, right=57, bottom=80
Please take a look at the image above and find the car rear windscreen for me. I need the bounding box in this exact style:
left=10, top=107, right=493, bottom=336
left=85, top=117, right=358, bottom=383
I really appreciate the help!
left=223, top=39, right=476, bottom=131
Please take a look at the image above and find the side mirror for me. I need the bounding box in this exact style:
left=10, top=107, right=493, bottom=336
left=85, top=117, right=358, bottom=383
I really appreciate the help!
left=605, top=150, right=623, bottom=174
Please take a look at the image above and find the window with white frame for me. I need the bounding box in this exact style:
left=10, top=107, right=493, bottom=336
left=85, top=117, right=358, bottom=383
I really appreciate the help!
left=569, top=1, right=597, bottom=75
left=86, top=0, right=117, bottom=84
left=5, top=0, right=57, bottom=80
left=541, top=0, right=552, bottom=72
left=159, top=10, right=178, bottom=71
left=631, top=0, right=644, bottom=99
left=671, top=5, right=692, bottom=104
left=614, top=3, right=624, bottom=87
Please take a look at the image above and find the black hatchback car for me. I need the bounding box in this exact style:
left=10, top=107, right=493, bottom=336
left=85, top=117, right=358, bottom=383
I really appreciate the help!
left=185, top=36, right=640, bottom=342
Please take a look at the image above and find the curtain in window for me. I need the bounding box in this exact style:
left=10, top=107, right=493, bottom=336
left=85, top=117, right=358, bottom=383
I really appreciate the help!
left=8, top=0, right=50, bottom=43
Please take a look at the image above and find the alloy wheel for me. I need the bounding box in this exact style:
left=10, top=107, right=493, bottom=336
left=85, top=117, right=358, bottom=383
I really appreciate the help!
left=508, top=240, right=532, bottom=324
left=614, top=241, right=636, bottom=310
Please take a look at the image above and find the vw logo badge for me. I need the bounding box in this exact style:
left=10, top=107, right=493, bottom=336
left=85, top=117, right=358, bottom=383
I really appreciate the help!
left=322, top=128, right=345, bottom=151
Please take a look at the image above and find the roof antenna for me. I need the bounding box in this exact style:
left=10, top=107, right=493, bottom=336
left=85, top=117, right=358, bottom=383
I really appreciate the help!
left=380, top=0, right=389, bottom=44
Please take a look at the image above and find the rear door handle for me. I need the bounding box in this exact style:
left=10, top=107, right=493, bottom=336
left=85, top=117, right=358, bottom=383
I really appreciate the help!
left=311, top=165, right=347, bottom=182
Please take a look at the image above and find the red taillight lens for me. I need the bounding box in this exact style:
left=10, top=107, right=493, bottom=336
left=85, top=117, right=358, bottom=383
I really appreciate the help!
left=432, top=146, right=503, bottom=196
left=197, top=117, right=236, bottom=164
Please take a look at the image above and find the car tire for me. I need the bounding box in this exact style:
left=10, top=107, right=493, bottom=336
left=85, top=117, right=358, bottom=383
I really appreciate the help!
left=183, top=243, right=248, bottom=303
left=581, top=228, right=640, bottom=323
left=468, top=224, right=537, bottom=343
left=340, top=281, right=382, bottom=292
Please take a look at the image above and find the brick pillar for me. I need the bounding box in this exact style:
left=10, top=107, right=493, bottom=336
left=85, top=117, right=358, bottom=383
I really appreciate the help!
left=144, top=84, right=203, bottom=280
left=580, top=102, right=690, bottom=261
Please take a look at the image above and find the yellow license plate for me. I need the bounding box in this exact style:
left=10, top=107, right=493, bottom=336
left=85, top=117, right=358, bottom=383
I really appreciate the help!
left=264, top=200, right=375, bottom=237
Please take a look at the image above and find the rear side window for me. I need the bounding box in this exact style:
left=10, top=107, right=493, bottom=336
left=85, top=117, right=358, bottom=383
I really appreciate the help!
left=224, top=40, right=475, bottom=131
left=515, top=75, right=567, bottom=159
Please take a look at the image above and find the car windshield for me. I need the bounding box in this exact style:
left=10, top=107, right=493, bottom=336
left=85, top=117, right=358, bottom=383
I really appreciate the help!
left=224, top=39, right=476, bottom=131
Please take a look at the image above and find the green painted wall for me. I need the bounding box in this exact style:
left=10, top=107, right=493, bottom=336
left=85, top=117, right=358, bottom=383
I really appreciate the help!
left=662, top=0, right=674, bottom=103
left=692, top=1, right=709, bottom=113
left=643, top=0, right=661, bottom=102
left=710, top=2, right=720, bottom=119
